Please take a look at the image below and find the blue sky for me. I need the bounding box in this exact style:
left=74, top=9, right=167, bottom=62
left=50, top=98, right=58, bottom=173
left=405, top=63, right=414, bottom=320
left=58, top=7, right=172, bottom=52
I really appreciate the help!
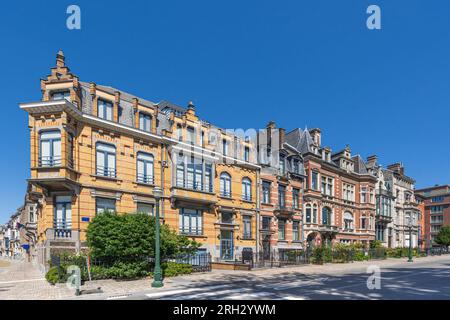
left=0, top=0, right=449, bottom=222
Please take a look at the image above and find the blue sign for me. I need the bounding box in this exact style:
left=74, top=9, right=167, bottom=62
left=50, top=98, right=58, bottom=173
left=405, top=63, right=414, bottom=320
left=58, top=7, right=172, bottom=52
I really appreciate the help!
left=81, top=217, right=90, bottom=222
left=22, top=244, right=30, bottom=250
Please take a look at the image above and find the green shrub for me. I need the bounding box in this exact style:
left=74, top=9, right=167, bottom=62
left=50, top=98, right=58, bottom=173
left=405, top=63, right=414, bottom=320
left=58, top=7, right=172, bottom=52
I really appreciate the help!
left=311, top=247, right=332, bottom=264
left=45, top=267, right=62, bottom=285
left=162, top=262, right=193, bottom=277
left=353, top=250, right=369, bottom=261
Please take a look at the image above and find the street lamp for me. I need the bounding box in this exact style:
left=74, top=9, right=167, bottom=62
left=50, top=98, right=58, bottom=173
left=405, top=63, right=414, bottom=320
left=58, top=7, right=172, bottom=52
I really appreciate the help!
left=407, top=215, right=413, bottom=263
left=152, top=187, right=164, bottom=288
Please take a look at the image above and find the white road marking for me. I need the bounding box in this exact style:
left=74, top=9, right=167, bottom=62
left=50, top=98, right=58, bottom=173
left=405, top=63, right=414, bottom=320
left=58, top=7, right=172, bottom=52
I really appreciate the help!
left=107, top=294, right=131, bottom=300
left=170, top=288, right=251, bottom=300
left=145, top=284, right=230, bottom=299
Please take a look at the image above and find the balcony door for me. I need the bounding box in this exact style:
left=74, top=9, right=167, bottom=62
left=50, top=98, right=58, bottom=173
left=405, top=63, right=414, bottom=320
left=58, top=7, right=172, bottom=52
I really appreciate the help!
left=54, top=196, right=72, bottom=230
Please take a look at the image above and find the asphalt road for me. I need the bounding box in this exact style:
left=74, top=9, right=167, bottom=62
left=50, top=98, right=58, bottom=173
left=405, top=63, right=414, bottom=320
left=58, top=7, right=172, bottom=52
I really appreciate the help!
left=84, top=255, right=450, bottom=300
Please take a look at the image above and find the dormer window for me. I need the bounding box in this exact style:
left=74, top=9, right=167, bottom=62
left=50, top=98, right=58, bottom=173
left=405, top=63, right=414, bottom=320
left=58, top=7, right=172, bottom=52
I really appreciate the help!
left=51, top=90, right=70, bottom=101
left=139, top=113, right=152, bottom=132
left=98, top=99, right=113, bottom=121
left=292, top=159, right=300, bottom=174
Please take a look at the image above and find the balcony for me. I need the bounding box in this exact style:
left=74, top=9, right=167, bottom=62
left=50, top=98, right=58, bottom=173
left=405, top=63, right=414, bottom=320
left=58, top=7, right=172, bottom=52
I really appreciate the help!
left=318, top=224, right=339, bottom=233
left=171, top=180, right=217, bottom=209
left=274, top=204, right=296, bottom=216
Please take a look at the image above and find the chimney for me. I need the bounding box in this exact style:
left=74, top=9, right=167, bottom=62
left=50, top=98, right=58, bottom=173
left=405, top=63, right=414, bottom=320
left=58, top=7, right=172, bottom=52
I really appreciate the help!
left=266, top=121, right=276, bottom=150
left=279, top=127, right=285, bottom=146
left=309, top=128, right=321, bottom=147
left=366, top=155, right=378, bottom=167
left=387, top=162, right=404, bottom=175
left=56, top=50, right=65, bottom=68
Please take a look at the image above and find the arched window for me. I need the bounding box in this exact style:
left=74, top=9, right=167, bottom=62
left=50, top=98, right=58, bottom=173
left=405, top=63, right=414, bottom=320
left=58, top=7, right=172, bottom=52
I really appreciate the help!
left=242, top=178, right=252, bottom=201
left=305, top=204, right=312, bottom=223
left=40, top=130, right=61, bottom=167
left=322, top=207, right=332, bottom=226
left=344, top=211, right=354, bottom=231
left=137, top=152, right=154, bottom=184
left=220, top=172, right=232, bottom=197
left=96, top=142, right=116, bottom=177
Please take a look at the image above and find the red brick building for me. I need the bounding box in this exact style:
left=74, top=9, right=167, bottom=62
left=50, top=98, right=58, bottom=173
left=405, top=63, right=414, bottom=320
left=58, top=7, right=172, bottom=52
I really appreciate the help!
left=285, top=128, right=377, bottom=249
left=415, top=185, right=450, bottom=247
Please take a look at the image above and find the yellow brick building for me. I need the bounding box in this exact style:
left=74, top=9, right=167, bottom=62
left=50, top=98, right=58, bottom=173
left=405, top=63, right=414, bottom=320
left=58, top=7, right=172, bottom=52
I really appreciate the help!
left=20, top=51, right=260, bottom=265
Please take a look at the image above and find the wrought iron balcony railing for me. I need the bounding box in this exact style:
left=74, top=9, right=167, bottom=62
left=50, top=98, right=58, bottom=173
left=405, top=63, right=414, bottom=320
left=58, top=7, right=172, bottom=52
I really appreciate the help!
left=96, top=166, right=117, bottom=178
left=242, top=194, right=252, bottom=201
left=176, top=179, right=213, bottom=193
left=38, top=156, right=62, bottom=167
left=137, top=174, right=154, bottom=185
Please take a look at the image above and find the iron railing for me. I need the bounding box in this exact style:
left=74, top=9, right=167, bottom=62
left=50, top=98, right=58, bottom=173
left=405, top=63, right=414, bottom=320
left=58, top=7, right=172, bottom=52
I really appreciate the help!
left=96, top=166, right=117, bottom=178
left=137, top=174, right=154, bottom=185
left=38, top=156, right=62, bottom=167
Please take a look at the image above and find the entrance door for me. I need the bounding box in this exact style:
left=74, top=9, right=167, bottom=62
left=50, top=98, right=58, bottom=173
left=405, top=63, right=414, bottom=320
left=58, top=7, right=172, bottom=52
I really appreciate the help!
left=262, top=236, right=271, bottom=260
left=220, top=230, right=233, bottom=260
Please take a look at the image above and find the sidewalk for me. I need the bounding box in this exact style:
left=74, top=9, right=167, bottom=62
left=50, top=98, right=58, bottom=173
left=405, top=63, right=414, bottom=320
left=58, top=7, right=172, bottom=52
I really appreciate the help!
left=1, top=255, right=448, bottom=300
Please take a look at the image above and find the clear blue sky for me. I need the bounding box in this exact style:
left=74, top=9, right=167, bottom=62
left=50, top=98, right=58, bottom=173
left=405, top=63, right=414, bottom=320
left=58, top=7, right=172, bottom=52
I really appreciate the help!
left=0, top=0, right=449, bottom=222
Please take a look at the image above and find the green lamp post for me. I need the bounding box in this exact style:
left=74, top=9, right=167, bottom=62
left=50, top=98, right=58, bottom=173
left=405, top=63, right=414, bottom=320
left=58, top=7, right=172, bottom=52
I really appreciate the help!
left=407, top=215, right=413, bottom=263
left=152, top=187, right=164, bottom=288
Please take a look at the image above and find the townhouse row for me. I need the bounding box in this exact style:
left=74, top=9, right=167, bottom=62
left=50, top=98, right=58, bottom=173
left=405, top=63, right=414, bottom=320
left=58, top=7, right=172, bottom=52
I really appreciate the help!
left=11, top=52, right=428, bottom=266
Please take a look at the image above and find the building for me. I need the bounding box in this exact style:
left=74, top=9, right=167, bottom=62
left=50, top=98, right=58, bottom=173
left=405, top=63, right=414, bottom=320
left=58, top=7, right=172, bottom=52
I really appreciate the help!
left=368, top=159, right=420, bottom=248
left=285, top=128, right=377, bottom=248
left=415, top=185, right=450, bottom=247
left=0, top=225, right=6, bottom=257
left=20, top=51, right=260, bottom=267
left=257, top=122, right=306, bottom=259
left=5, top=212, right=22, bottom=258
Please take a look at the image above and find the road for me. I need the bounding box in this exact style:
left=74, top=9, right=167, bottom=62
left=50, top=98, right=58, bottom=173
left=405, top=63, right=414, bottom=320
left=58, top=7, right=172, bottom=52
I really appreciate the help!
left=94, top=255, right=450, bottom=300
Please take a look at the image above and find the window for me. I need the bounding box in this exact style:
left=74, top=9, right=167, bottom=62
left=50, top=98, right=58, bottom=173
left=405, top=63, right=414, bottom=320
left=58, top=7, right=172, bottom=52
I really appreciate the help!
left=40, top=130, right=61, bottom=167
left=176, top=154, right=185, bottom=188
left=220, top=172, right=232, bottom=197
left=51, top=90, right=70, bottom=101
left=376, top=223, right=384, bottom=241
left=322, top=207, right=332, bottom=226
left=243, top=216, right=252, bottom=239
left=98, top=99, right=113, bottom=121
left=179, top=208, right=203, bottom=235
left=96, top=143, right=116, bottom=178
left=139, top=113, right=152, bottom=132
left=176, top=124, right=183, bottom=141
left=201, top=131, right=205, bottom=147
left=262, top=216, right=271, bottom=230
left=430, top=215, right=443, bottom=223
left=278, top=219, right=286, bottom=240
left=262, top=181, right=271, bottom=204
left=343, top=183, right=355, bottom=201
left=278, top=185, right=286, bottom=208
left=293, top=221, right=300, bottom=241
left=292, top=159, right=300, bottom=174
left=187, top=127, right=195, bottom=145
left=137, top=203, right=154, bottom=216
left=431, top=225, right=442, bottom=233
left=187, top=157, right=203, bottom=190
left=54, top=196, right=72, bottom=229
left=205, top=163, right=213, bottom=192
left=221, top=212, right=233, bottom=224
left=431, top=206, right=444, bottom=214
left=222, top=139, right=229, bottom=156
left=242, top=178, right=252, bottom=201
left=68, top=133, right=74, bottom=168
left=29, top=205, right=36, bottom=223
left=279, top=154, right=286, bottom=175
left=293, top=188, right=300, bottom=209
left=431, top=196, right=444, bottom=203
left=244, top=147, right=250, bottom=162
left=361, top=186, right=367, bottom=203
left=361, top=216, right=367, bottom=229
left=96, top=197, right=116, bottom=214
left=311, top=171, right=319, bottom=190
left=343, top=212, right=354, bottom=231
left=137, top=152, right=154, bottom=184
left=321, top=176, right=333, bottom=196
left=305, top=204, right=312, bottom=223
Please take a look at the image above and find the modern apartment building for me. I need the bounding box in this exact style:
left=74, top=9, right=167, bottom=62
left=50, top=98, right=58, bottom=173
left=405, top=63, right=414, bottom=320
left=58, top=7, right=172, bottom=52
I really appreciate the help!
left=415, top=185, right=450, bottom=246
left=285, top=128, right=377, bottom=248
left=20, top=51, right=260, bottom=266
left=257, top=122, right=306, bottom=259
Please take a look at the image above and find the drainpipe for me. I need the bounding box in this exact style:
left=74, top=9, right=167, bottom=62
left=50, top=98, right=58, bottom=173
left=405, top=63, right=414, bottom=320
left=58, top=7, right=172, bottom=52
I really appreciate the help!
left=160, top=143, right=167, bottom=219
left=255, top=169, right=261, bottom=262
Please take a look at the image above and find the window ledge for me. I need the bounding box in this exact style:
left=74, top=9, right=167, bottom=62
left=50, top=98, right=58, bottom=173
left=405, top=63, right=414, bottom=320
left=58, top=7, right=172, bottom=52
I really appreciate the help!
left=180, top=234, right=207, bottom=239
left=219, top=195, right=233, bottom=200
left=134, top=181, right=155, bottom=187
left=91, top=174, right=122, bottom=182
left=241, top=199, right=254, bottom=204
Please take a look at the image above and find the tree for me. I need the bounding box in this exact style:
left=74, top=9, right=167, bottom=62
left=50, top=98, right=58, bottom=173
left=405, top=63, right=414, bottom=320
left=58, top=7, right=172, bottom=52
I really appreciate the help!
left=87, top=211, right=200, bottom=260
left=434, top=226, right=450, bottom=247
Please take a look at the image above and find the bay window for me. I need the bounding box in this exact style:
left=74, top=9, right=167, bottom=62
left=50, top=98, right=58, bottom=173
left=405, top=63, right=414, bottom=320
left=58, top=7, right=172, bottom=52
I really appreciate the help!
left=39, top=130, right=61, bottom=167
